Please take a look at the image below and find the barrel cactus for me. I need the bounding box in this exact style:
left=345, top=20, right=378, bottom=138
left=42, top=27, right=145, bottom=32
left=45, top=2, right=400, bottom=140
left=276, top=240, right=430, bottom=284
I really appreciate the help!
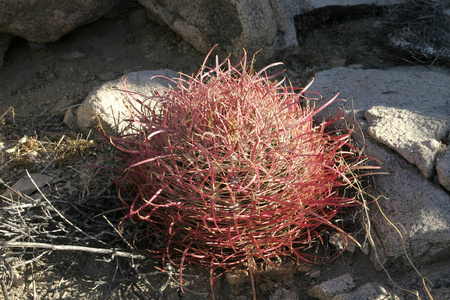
left=104, top=49, right=375, bottom=296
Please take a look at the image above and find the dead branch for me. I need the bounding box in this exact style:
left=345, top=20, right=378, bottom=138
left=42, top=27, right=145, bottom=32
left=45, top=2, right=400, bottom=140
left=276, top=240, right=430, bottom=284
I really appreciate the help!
left=0, top=241, right=146, bottom=260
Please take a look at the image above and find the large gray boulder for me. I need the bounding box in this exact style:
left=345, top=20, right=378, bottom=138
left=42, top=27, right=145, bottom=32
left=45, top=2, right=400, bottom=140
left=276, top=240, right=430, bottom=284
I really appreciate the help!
left=0, top=0, right=119, bottom=43
left=138, top=0, right=402, bottom=59
left=76, top=69, right=179, bottom=136
left=311, top=66, right=450, bottom=270
left=139, top=0, right=284, bottom=60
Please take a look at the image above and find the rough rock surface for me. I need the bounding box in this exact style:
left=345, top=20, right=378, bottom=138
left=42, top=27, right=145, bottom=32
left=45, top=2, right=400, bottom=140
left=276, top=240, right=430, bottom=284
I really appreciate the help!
left=138, top=0, right=402, bottom=60
left=364, top=106, right=449, bottom=178
left=311, top=66, right=450, bottom=269
left=332, top=282, right=398, bottom=300
left=308, top=273, right=356, bottom=300
left=0, top=0, right=119, bottom=43
left=139, top=0, right=283, bottom=60
left=437, top=147, right=450, bottom=191
left=76, top=69, right=179, bottom=136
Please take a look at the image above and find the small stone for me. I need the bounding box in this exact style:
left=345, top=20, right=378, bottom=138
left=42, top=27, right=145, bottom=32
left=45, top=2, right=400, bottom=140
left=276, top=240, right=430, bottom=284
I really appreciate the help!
left=329, top=232, right=345, bottom=251
left=60, top=50, right=86, bottom=61
left=330, top=59, right=346, bottom=68
left=436, top=147, right=450, bottom=191
left=332, top=282, right=398, bottom=300
left=269, top=288, right=298, bottom=300
left=348, top=64, right=363, bottom=69
left=45, top=72, right=55, bottom=82
left=0, top=141, right=8, bottom=151
left=29, top=42, right=52, bottom=61
left=309, top=269, right=321, bottom=279
left=51, top=96, right=75, bottom=117
left=98, top=71, right=116, bottom=81
left=225, top=270, right=248, bottom=286
left=12, top=271, right=24, bottom=287
left=18, top=135, right=28, bottom=144
left=297, top=263, right=314, bottom=273
left=346, top=240, right=357, bottom=254
left=5, top=148, right=16, bottom=155
left=361, top=242, right=370, bottom=255
left=308, top=274, right=356, bottom=300
left=63, top=107, right=77, bottom=130
left=2, top=173, right=54, bottom=198
left=79, top=71, right=91, bottom=83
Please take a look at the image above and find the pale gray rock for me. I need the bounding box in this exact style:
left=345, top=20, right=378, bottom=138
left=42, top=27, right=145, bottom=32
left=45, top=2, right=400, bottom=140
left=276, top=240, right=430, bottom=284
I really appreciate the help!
left=437, top=147, right=450, bottom=191
left=308, top=274, right=356, bottom=300
left=0, top=0, right=119, bottom=43
left=332, top=282, right=399, bottom=300
left=76, top=69, right=179, bottom=136
left=364, top=106, right=449, bottom=178
left=311, top=66, right=450, bottom=270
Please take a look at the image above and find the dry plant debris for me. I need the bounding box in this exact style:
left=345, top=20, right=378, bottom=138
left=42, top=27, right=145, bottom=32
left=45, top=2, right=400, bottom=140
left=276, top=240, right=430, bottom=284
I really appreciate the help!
left=382, top=0, right=450, bottom=64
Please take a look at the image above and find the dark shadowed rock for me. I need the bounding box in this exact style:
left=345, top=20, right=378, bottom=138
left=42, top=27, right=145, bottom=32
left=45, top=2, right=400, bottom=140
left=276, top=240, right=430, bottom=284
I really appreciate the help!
left=138, top=0, right=281, bottom=60
left=0, top=0, right=119, bottom=43
left=0, top=33, right=11, bottom=68
left=138, top=0, right=402, bottom=60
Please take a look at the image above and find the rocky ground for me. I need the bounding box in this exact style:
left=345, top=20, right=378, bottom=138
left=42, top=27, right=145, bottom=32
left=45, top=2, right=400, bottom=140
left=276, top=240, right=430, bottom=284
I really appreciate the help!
left=0, top=2, right=449, bottom=300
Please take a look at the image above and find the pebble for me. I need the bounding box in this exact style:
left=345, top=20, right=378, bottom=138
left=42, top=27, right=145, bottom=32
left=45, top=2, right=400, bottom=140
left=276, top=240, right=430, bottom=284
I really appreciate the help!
left=18, top=135, right=28, bottom=144
left=309, top=269, right=321, bottom=279
left=269, top=289, right=298, bottom=300
left=0, top=141, right=8, bottom=151
left=98, top=71, right=116, bottom=81
left=63, top=107, right=77, bottom=130
left=2, top=173, right=54, bottom=198
left=361, top=242, right=370, bottom=255
left=348, top=63, right=364, bottom=69
left=330, top=59, right=347, bottom=68
left=45, top=72, right=55, bottom=82
left=308, top=273, right=356, bottom=299
left=60, top=50, right=86, bottom=61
